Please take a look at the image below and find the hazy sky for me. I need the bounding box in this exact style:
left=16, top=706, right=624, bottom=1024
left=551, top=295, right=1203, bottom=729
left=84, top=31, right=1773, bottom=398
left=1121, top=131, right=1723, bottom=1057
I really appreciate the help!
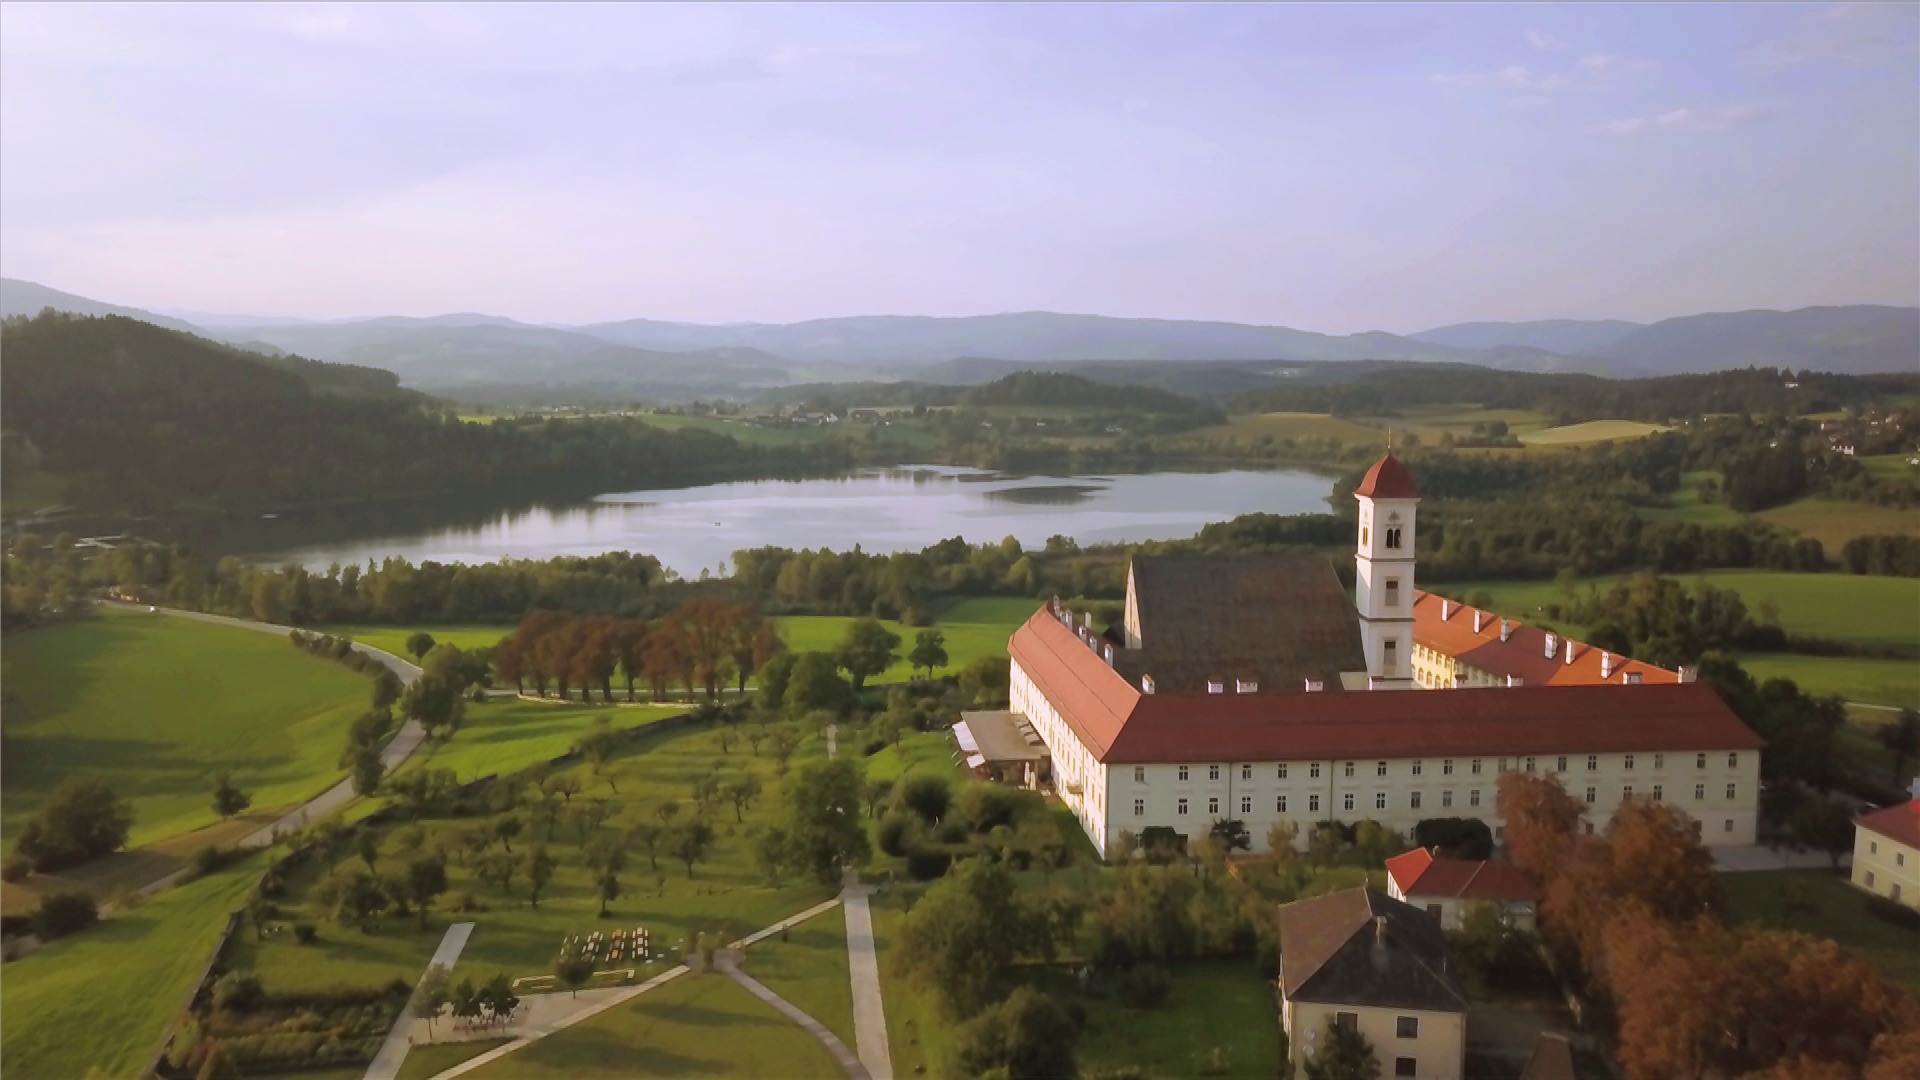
left=2, top=3, right=1916, bottom=332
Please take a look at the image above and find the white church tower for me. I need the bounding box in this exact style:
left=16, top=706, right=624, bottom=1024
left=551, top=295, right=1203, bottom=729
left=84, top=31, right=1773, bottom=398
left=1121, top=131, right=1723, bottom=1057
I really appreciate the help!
left=1354, top=448, right=1420, bottom=689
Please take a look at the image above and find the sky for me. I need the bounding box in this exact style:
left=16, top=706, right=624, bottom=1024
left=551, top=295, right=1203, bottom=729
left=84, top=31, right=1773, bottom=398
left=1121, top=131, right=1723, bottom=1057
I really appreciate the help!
left=1, top=3, right=1916, bottom=333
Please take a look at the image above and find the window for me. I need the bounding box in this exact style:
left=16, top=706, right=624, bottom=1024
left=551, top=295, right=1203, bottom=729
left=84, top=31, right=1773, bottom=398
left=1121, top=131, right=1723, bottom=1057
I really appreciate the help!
left=1654, top=754, right=1664, bottom=770
left=1277, top=763, right=1289, bottom=780
left=1396, top=1015, right=1420, bottom=1039
left=1345, top=761, right=1356, bottom=778
left=1443, top=758, right=1454, bottom=776
left=1867, top=871, right=1877, bottom=887
left=1587, top=754, right=1598, bottom=771
left=1383, top=639, right=1399, bottom=669
left=1178, top=766, right=1189, bottom=782
left=1872, top=841, right=1879, bottom=855
left=1133, top=799, right=1144, bottom=817
left=1472, top=758, right=1483, bottom=775
left=1309, top=794, right=1321, bottom=813
left=1134, top=767, right=1146, bottom=784
left=1241, top=764, right=1252, bottom=781
left=1726, top=783, right=1737, bottom=800
left=1556, top=756, right=1567, bottom=773
left=1343, top=793, right=1355, bottom=811
left=1177, top=798, right=1188, bottom=816
left=1697, top=753, right=1708, bottom=770
left=1336, top=1012, right=1359, bottom=1034
left=1376, top=792, right=1388, bottom=810
left=1411, top=791, right=1423, bottom=810
left=1208, top=797, right=1219, bottom=815
left=1426, top=903, right=1442, bottom=919
left=1498, top=757, right=1508, bottom=774
left=1729, top=752, right=1739, bottom=768
left=1623, top=785, right=1634, bottom=799
left=1900, top=852, right=1908, bottom=867
left=1384, top=527, right=1403, bottom=550
left=1240, top=796, right=1251, bottom=815
left=1208, top=765, right=1221, bottom=781
left=1385, top=578, right=1401, bottom=607
left=1441, top=790, right=1453, bottom=809
left=1469, top=789, right=1481, bottom=808
left=1310, top=763, right=1322, bottom=779
left=1585, top=786, right=1597, bottom=804
left=1695, top=783, right=1705, bottom=801
left=1412, top=760, right=1423, bottom=776
left=1724, top=819, right=1733, bottom=833
left=1377, top=761, right=1389, bottom=777
left=1395, top=1058, right=1417, bottom=1078
left=1895, top=884, right=1905, bottom=902
left=1625, top=754, right=1635, bottom=771
left=1652, top=785, right=1663, bottom=801
left=1277, top=795, right=1288, bottom=813
left=1525, top=756, right=1537, bottom=773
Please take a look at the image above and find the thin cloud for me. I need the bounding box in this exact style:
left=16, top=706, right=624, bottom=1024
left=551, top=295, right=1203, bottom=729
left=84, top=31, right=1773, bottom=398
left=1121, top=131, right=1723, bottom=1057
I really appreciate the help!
left=1749, top=3, right=1919, bottom=69
left=1436, top=65, right=1570, bottom=93
left=1588, top=104, right=1770, bottom=137
left=1525, top=29, right=1568, bottom=53
left=1578, top=52, right=1660, bottom=75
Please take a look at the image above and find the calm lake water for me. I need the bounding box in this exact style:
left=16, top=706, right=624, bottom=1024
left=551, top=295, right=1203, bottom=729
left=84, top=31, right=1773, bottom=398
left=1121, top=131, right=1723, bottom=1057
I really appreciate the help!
left=244, top=465, right=1338, bottom=578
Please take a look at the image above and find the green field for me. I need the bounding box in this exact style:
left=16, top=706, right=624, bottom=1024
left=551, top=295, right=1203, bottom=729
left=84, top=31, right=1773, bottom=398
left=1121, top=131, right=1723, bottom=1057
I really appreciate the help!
left=394, top=1038, right=511, bottom=1080
left=1757, top=498, right=1920, bottom=554
left=397, top=699, right=688, bottom=784
left=1518, top=420, right=1668, bottom=446
left=861, top=730, right=967, bottom=788
left=778, top=610, right=1022, bottom=684
left=1859, top=454, right=1919, bottom=482
left=1195, top=411, right=1388, bottom=449
left=743, top=906, right=857, bottom=1048
left=2, top=610, right=374, bottom=847
left=1723, top=869, right=1920, bottom=995
left=1027, top=961, right=1281, bottom=1078
left=1736, top=654, right=1920, bottom=710
left=0, top=852, right=264, bottom=1080
left=467, top=970, right=843, bottom=1079
left=1639, top=470, right=1745, bottom=527
left=321, top=624, right=512, bottom=657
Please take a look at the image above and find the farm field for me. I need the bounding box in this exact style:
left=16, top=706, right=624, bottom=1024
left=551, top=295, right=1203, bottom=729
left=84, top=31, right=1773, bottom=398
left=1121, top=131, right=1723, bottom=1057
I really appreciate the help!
left=1192, top=411, right=1386, bottom=449
left=1723, top=869, right=1920, bottom=995
left=1, top=609, right=374, bottom=847
left=1370, top=405, right=1555, bottom=442
left=1859, top=453, right=1919, bottom=481
left=1736, top=654, right=1920, bottom=710
left=1518, top=420, right=1668, bottom=446
left=0, top=852, right=265, bottom=1080
left=466, top=969, right=844, bottom=1079
left=743, top=906, right=857, bottom=1047
left=1756, top=498, right=1920, bottom=554
left=1638, top=470, right=1744, bottom=527
left=395, top=699, right=688, bottom=784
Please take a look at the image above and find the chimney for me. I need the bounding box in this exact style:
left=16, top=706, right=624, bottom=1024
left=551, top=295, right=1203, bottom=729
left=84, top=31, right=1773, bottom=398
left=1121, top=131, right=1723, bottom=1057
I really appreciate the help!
left=1236, top=678, right=1258, bottom=694
left=1442, top=599, right=1452, bottom=621
left=1678, top=666, right=1697, bottom=684
left=1507, top=675, right=1523, bottom=687
left=1622, top=671, right=1643, bottom=685
left=1375, top=915, right=1389, bottom=943
left=1207, top=679, right=1225, bottom=695
left=1101, top=642, right=1114, bottom=666
left=1472, top=610, right=1484, bottom=633
left=1499, top=620, right=1512, bottom=643
left=1564, top=638, right=1575, bottom=666
left=1370, top=914, right=1391, bottom=972
left=1600, top=652, right=1613, bottom=679
left=1141, top=674, right=1156, bottom=695
left=1303, top=678, right=1324, bottom=692
left=1544, top=632, right=1557, bottom=658
left=1080, top=611, right=1094, bottom=630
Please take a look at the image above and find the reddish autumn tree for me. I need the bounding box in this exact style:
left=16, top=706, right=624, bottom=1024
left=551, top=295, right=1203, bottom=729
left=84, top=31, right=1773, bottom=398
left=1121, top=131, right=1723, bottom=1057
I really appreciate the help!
left=1606, top=798, right=1723, bottom=925
left=535, top=617, right=583, bottom=701
left=1497, top=771, right=1585, bottom=887
left=728, top=604, right=783, bottom=694
left=1539, top=835, right=1618, bottom=974
left=664, top=599, right=738, bottom=700
left=572, top=616, right=619, bottom=703
left=1603, top=901, right=1726, bottom=1080
left=508, top=611, right=569, bottom=697
left=1866, top=1027, right=1920, bottom=1080
left=641, top=625, right=687, bottom=703
left=609, top=617, right=649, bottom=702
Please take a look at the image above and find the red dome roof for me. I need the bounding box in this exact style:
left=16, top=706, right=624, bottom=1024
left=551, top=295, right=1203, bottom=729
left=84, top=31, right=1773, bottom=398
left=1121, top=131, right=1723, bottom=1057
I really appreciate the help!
left=1355, top=454, right=1421, bottom=500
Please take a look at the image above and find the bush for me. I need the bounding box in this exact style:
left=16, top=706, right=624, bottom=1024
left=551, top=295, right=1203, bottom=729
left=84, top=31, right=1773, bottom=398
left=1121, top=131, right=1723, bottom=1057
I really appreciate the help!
left=213, top=971, right=266, bottom=1013
left=936, top=821, right=970, bottom=844
left=1113, top=963, right=1171, bottom=1009
left=956, top=784, right=1023, bottom=834
left=862, top=739, right=886, bottom=757
left=1865, top=894, right=1920, bottom=932
left=293, top=923, right=318, bottom=945
left=182, top=844, right=244, bottom=882
left=877, top=812, right=921, bottom=858
left=892, top=774, right=952, bottom=825
left=31, top=890, right=98, bottom=940
left=1, top=856, right=30, bottom=883
left=904, top=846, right=955, bottom=881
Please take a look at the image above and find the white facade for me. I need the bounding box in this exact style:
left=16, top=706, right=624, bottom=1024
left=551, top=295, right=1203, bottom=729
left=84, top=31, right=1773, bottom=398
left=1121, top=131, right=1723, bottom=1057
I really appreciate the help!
left=1355, top=488, right=1417, bottom=689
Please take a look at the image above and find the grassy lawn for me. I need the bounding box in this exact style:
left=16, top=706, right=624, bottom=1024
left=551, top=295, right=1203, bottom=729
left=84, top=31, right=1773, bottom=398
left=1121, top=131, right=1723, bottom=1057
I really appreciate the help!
left=1021, top=960, right=1280, bottom=1079
left=1736, top=654, right=1920, bottom=709
left=0, top=852, right=264, bottom=1080
left=231, top=719, right=836, bottom=997
left=394, top=1038, right=513, bottom=1080
left=936, top=596, right=1043, bottom=625
left=466, top=970, right=844, bottom=1079
left=776, top=609, right=1023, bottom=685
left=870, top=889, right=950, bottom=1077
left=321, top=624, right=512, bottom=657
left=1195, top=411, right=1387, bottom=449
left=741, top=905, right=857, bottom=1047
left=2, top=609, right=374, bottom=847
left=1723, top=868, right=1920, bottom=995
left=1860, top=453, right=1919, bottom=482
left=1639, top=470, right=1745, bottom=527
left=397, top=699, right=688, bottom=784
left=1757, top=497, right=1920, bottom=553
left=1518, top=420, right=1668, bottom=446
left=862, top=730, right=967, bottom=787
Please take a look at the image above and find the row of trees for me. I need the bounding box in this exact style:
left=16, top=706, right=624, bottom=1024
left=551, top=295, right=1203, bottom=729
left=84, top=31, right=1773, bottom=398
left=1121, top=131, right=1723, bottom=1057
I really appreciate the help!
left=497, top=601, right=782, bottom=702
left=1499, top=772, right=1920, bottom=1079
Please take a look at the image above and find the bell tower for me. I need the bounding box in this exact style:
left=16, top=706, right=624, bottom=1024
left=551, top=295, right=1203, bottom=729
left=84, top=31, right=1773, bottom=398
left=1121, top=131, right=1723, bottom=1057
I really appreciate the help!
left=1354, top=444, right=1420, bottom=690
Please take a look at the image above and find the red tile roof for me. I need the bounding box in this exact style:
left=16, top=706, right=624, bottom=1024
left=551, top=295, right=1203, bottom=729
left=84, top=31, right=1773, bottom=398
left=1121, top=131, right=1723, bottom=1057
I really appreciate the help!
left=1412, top=591, right=1678, bottom=687
left=1386, top=848, right=1538, bottom=903
left=1010, top=605, right=1764, bottom=765
left=1354, top=453, right=1421, bottom=499
left=1855, top=800, right=1920, bottom=850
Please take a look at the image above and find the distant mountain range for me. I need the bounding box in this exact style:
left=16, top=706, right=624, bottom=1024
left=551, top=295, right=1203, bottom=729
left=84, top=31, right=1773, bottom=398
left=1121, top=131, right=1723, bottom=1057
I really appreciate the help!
left=4, top=278, right=1914, bottom=400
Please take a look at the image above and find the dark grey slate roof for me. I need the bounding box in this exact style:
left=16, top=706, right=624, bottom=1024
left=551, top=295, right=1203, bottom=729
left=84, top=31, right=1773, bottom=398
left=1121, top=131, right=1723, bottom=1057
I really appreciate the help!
left=1277, top=887, right=1469, bottom=1013
left=1117, top=554, right=1366, bottom=694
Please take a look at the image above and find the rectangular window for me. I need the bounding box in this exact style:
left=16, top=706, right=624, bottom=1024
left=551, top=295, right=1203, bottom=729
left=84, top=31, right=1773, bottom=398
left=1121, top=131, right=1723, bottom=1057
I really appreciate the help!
left=1498, top=757, right=1508, bottom=774
left=1410, top=791, right=1422, bottom=810
left=1442, top=790, right=1453, bottom=808
left=1134, top=766, right=1146, bottom=784
left=1899, top=852, right=1907, bottom=867
left=1395, top=1058, right=1417, bottom=1078
left=1396, top=1015, right=1419, bottom=1039
left=1469, top=789, right=1481, bottom=808
left=1240, top=795, right=1251, bottom=815
left=1867, top=871, right=1877, bottom=887
left=1208, top=764, right=1220, bottom=781
left=1241, top=764, right=1252, bottom=781
left=1654, top=753, right=1664, bottom=770
left=1277, top=795, right=1288, bottom=813
left=1625, top=754, right=1635, bottom=771
left=1724, top=819, right=1733, bottom=833
left=1584, top=786, right=1596, bottom=804
left=1177, top=798, right=1188, bottom=815
left=1652, top=785, right=1663, bottom=801
left=1178, top=765, right=1189, bottom=782
left=1472, top=758, right=1483, bottom=775
left=1133, top=799, right=1144, bottom=817
left=1694, top=783, right=1705, bottom=801
left=1384, top=527, right=1403, bottom=550
left=1336, top=1012, right=1359, bottom=1034
left=1207, top=797, right=1219, bottom=815
left=1385, top=578, right=1400, bottom=607
left=1344, top=761, right=1355, bottom=778
left=1375, top=792, right=1387, bottom=810
left=1425, top=903, right=1442, bottom=919
left=1343, top=792, right=1355, bottom=811
left=1309, top=794, right=1321, bottom=813
left=1277, top=763, right=1289, bottom=780
left=1697, top=753, right=1707, bottom=769
left=1726, top=783, right=1737, bottom=800
left=1556, top=756, right=1567, bottom=773
left=1623, top=785, right=1634, bottom=799
left=1588, top=754, right=1598, bottom=771
left=1729, top=752, right=1739, bottom=768
left=1443, top=759, right=1454, bottom=776
left=1377, top=761, right=1388, bottom=777
left=1526, top=756, right=1536, bottom=773
left=1384, top=639, right=1399, bottom=669
left=1412, top=760, right=1423, bottom=776
left=1310, top=763, right=1322, bottom=780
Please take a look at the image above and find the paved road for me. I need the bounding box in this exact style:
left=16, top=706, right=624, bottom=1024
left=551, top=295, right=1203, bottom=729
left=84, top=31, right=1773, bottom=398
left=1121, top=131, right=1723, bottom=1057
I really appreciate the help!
left=719, top=950, right=869, bottom=1079
left=842, top=883, right=894, bottom=1080
left=364, top=922, right=476, bottom=1080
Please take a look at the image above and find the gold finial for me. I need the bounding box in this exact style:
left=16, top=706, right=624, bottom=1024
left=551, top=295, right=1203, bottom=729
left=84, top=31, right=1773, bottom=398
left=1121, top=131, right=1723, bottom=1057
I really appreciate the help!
left=1386, top=428, right=1394, bottom=455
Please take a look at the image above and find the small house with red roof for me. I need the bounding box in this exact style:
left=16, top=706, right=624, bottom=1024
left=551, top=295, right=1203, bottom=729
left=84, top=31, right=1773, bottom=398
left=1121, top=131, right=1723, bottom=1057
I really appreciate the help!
left=1852, top=779, right=1920, bottom=910
left=1385, top=848, right=1539, bottom=931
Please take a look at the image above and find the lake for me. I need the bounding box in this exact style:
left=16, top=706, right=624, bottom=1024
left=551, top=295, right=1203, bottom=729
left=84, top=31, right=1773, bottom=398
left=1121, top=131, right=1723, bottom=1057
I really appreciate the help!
left=243, top=465, right=1339, bottom=578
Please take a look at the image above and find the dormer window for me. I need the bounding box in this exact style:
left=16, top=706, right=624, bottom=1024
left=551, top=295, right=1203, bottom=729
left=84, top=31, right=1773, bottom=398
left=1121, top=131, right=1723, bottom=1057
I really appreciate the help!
left=1235, top=678, right=1258, bottom=693
left=1206, top=679, right=1225, bottom=694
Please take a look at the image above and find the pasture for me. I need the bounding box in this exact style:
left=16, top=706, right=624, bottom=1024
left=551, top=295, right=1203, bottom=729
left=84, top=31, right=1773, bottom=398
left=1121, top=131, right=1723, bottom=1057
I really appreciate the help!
left=323, top=624, right=511, bottom=657
left=1192, top=411, right=1386, bottom=449
left=1756, top=498, right=1920, bottom=554
left=1, top=609, right=374, bottom=847
left=1518, top=420, right=1668, bottom=446
left=394, top=699, right=688, bottom=784
left=1723, top=869, right=1920, bottom=995
left=0, top=852, right=265, bottom=1080
left=1638, top=470, right=1744, bottom=527
left=1735, top=655, right=1920, bottom=710
left=778, top=612, right=1020, bottom=684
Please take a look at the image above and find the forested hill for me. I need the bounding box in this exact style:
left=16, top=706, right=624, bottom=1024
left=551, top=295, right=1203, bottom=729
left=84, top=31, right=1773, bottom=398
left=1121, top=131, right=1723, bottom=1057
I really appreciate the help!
left=0, top=313, right=805, bottom=515
left=960, top=371, right=1222, bottom=418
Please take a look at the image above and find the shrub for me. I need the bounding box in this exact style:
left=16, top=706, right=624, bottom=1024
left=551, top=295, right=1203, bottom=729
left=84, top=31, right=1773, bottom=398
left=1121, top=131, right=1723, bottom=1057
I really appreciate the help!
left=956, top=785, right=1023, bottom=834
left=293, top=923, right=318, bottom=945
left=1865, top=894, right=1920, bottom=932
left=905, top=846, right=955, bottom=881
left=862, top=739, right=886, bottom=757
left=31, top=890, right=98, bottom=940
left=877, top=812, right=921, bottom=857
left=1, top=856, right=30, bottom=883
left=213, top=971, right=266, bottom=1013
left=182, top=844, right=243, bottom=882
left=892, top=775, right=952, bottom=825
left=1113, top=963, right=1171, bottom=1009
left=936, top=821, right=969, bottom=844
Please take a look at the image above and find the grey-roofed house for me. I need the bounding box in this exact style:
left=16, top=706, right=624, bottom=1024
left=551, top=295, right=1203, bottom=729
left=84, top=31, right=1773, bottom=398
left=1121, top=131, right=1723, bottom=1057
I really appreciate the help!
left=1277, top=887, right=1468, bottom=1080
